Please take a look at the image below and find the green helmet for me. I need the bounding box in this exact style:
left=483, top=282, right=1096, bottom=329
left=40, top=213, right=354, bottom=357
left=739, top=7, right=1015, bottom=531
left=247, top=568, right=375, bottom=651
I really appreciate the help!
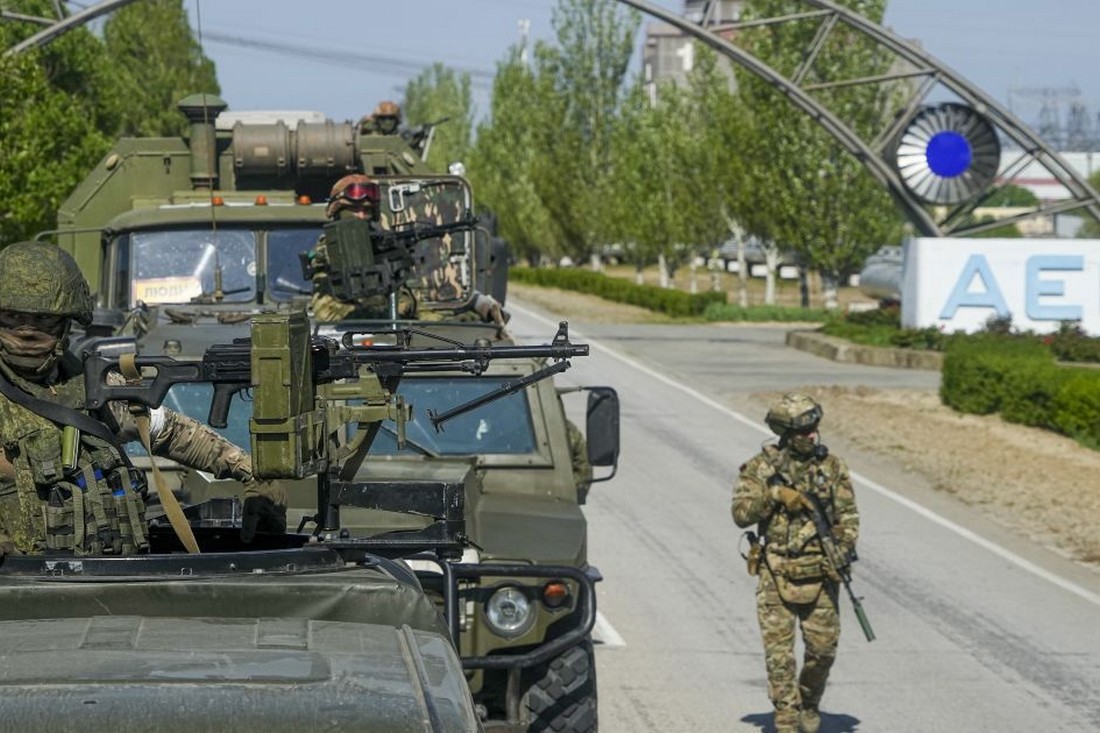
left=765, top=393, right=823, bottom=436
left=0, top=242, right=93, bottom=326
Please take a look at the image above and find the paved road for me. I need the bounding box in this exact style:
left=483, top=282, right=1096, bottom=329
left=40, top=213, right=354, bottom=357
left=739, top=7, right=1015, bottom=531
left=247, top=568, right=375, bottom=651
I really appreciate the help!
left=509, top=298, right=1100, bottom=733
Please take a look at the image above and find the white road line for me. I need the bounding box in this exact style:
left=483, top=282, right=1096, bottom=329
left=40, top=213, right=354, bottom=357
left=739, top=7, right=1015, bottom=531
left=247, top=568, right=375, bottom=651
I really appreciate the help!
left=511, top=302, right=1100, bottom=609
left=592, top=611, right=627, bottom=648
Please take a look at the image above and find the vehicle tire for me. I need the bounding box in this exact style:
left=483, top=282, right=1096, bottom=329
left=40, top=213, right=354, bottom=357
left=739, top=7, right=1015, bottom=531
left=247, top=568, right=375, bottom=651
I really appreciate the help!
left=524, top=638, right=597, bottom=732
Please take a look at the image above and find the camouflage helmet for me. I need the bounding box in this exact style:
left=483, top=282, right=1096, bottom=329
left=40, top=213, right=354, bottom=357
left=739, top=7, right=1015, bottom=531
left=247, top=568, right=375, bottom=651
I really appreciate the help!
left=373, top=100, right=401, bottom=120
left=0, top=242, right=93, bottom=326
left=765, top=393, right=823, bottom=436
left=325, top=173, right=380, bottom=219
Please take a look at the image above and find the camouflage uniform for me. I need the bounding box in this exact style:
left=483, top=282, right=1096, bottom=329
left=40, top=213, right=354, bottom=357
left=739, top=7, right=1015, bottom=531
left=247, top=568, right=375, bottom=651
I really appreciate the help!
left=309, top=236, right=421, bottom=322
left=309, top=174, right=507, bottom=325
left=0, top=242, right=284, bottom=556
left=731, top=394, right=859, bottom=733
left=566, top=418, right=592, bottom=503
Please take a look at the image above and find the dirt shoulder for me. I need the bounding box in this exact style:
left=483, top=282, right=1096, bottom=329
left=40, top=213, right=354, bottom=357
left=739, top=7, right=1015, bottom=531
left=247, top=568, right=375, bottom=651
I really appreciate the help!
left=510, top=282, right=1100, bottom=567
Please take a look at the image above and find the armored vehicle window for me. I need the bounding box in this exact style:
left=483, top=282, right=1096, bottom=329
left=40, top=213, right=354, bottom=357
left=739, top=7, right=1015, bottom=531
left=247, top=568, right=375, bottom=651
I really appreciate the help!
left=128, top=229, right=256, bottom=306
left=372, top=377, right=537, bottom=456
left=267, top=227, right=322, bottom=300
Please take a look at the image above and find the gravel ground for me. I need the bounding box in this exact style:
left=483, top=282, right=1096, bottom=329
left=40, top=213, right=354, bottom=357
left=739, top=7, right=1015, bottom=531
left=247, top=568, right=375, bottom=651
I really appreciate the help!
left=510, top=282, right=1100, bottom=567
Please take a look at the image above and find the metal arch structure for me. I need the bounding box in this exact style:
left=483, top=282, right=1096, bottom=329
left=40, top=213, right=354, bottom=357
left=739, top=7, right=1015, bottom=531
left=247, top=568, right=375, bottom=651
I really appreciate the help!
left=3, top=0, right=141, bottom=55
left=7, top=0, right=1100, bottom=237
left=619, top=0, right=1100, bottom=237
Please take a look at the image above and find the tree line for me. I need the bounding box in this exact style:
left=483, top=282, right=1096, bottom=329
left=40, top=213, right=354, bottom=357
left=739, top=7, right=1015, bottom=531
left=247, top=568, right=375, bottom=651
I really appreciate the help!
left=4, top=0, right=1083, bottom=308
left=0, top=0, right=217, bottom=247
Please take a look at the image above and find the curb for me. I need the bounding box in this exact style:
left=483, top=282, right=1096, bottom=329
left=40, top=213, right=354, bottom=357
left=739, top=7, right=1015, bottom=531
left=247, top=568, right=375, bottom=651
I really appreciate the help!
left=786, top=329, right=943, bottom=371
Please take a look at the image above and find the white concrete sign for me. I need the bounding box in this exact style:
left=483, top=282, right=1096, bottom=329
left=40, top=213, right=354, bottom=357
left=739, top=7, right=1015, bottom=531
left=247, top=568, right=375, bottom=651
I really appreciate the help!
left=901, top=237, right=1100, bottom=335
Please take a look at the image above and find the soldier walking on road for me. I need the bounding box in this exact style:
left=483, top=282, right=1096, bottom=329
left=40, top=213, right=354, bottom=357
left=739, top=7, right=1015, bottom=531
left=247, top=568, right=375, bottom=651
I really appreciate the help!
left=731, top=393, right=860, bottom=733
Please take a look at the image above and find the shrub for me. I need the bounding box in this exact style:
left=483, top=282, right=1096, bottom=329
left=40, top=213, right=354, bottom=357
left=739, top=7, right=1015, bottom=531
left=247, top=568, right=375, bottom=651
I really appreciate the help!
left=1052, top=372, right=1100, bottom=450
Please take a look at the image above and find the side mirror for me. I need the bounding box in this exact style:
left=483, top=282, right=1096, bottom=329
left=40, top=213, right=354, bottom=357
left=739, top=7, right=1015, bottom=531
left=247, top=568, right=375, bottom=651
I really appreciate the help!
left=585, top=386, right=620, bottom=482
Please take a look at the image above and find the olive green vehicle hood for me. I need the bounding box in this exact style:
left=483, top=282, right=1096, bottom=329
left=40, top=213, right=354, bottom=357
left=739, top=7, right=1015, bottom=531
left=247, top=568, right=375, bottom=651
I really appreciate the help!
left=0, top=569, right=481, bottom=732
left=350, top=460, right=587, bottom=566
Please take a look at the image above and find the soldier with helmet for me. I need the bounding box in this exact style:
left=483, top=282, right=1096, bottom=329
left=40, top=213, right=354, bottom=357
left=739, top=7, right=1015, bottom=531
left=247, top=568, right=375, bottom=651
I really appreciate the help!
left=306, top=173, right=420, bottom=321
left=732, top=393, right=860, bottom=733
left=358, top=100, right=402, bottom=136
left=306, top=173, right=508, bottom=325
left=0, top=242, right=286, bottom=556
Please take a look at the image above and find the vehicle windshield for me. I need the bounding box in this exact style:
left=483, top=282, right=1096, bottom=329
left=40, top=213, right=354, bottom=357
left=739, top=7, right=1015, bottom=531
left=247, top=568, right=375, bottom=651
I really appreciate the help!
left=371, top=377, right=537, bottom=456
left=128, top=229, right=257, bottom=306
left=268, top=227, right=322, bottom=300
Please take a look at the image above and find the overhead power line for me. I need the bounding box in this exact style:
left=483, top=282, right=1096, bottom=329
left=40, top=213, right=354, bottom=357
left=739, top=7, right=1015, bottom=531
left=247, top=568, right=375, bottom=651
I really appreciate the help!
left=198, top=30, right=495, bottom=90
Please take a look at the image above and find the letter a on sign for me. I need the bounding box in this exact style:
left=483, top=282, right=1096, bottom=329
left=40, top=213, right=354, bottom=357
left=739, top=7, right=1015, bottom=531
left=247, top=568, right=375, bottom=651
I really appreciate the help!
left=939, top=254, right=1011, bottom=319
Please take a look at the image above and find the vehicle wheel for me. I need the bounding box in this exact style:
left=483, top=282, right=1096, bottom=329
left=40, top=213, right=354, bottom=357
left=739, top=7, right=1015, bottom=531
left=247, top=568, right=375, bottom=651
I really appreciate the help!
left=524, top=638, right=597, bottom=732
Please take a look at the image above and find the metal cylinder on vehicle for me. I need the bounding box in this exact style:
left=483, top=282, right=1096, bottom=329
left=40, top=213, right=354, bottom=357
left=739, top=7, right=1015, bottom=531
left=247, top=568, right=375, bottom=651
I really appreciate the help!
left=295, top=120, right=357, bottom=178
left=232, top=121, right=292, bottom=177
left=178, top=93, right=228, bottom=190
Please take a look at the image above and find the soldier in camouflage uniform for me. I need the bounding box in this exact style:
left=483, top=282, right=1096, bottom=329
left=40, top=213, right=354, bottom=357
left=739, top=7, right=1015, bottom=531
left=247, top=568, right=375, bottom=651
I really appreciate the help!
left=307, top=174, right=508, bottom=325
left=358, top=100, right=402, bottom=136
left=0, top=242, right=286, bottom=556
left=307, top=173, right=420, bottom=321
left=731, top=393, right=859, bottom=733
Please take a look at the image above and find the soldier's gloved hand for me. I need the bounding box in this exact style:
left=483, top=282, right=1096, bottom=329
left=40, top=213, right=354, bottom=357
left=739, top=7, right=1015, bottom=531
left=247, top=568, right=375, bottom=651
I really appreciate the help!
left=822, top=559, right=843, bottom=583
left=472, top=293, right=507, bottom=325
left=770, top=485, right=812, bottom=513
left=241, top=495, right=288, bottom=543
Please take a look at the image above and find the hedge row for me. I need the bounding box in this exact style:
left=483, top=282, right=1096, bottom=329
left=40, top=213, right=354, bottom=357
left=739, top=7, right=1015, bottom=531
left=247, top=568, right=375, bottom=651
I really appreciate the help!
left=941, top=336, right=1100, bottom=450
left=510, top=267, right=727, bottom=318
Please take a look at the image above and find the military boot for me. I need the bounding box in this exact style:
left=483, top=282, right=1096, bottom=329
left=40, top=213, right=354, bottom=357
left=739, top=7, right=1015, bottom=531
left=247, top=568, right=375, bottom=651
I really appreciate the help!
left=799, top=706, right=821, bottom=733
left=774, top=707, right=801, bottom=733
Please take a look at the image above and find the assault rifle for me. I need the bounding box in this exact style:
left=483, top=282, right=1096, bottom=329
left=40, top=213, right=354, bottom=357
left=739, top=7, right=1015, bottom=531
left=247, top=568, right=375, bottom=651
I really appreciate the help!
left=301, top=214, right=478, bottom=308
left=83, top=310, right=587, bottom=531
left=804, top=491, right=876, bottom=642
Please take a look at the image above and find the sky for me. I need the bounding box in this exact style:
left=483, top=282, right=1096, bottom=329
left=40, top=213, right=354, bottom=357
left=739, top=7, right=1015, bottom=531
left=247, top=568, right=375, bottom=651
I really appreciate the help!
left=182, top=0, right=1100, bottom=136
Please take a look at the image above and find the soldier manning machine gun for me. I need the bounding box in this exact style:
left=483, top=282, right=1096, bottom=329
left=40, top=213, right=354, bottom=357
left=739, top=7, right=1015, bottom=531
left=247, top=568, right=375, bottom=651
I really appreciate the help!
left=300, top=213, right=481, bottom=319
left=84, top=310, right=587, bottom=540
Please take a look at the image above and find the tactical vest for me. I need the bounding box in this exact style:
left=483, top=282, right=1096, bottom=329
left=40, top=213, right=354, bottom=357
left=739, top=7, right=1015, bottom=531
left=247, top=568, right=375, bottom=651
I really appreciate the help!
left=0, top=367, right=148, bottom=556
left=759, top=445, right=840, bottom=559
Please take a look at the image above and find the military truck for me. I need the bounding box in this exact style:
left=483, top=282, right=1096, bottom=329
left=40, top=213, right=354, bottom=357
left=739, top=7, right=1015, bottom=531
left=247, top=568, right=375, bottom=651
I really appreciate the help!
left=51, top=94, right=619, bottom=732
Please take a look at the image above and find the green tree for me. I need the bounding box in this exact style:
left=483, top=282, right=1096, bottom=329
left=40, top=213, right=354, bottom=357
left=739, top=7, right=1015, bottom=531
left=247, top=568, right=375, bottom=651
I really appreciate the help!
left=403, top=63, right=474, bottom=173
left=467, top=51, right=557, bottom=265
left=103, top=0, right=220, bottom=137
left=733, top=0, right=904, bottom=307
left=529, top=0, right=641, bottom=262
left=0, top=2, right=119, bottom=245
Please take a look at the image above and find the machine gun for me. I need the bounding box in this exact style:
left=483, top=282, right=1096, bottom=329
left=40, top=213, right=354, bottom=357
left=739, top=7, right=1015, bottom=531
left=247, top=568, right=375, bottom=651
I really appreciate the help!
left=803, top=491, right=876, bottom=642
left=83, top=310, right=587, bottom=533
left=300, top=214, right=478, bottom=312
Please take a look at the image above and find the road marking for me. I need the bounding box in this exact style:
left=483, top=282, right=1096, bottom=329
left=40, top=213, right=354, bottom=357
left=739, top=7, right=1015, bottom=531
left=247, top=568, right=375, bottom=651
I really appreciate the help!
left=593, top=611, right=626, bottom=648
left=510, top=302, right=1100, bottom=609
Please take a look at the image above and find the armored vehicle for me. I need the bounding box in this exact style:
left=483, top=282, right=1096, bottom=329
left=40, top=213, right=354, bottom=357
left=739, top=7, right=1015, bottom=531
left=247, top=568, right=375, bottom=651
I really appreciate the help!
left=51, top=95, right=618, bottom=732
left=2, top=310, right=569, bottom=733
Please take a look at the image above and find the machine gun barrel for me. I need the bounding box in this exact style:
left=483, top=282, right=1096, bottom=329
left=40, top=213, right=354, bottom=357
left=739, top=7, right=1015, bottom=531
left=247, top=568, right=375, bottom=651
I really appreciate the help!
left=83, top=317, right=588, bottom=430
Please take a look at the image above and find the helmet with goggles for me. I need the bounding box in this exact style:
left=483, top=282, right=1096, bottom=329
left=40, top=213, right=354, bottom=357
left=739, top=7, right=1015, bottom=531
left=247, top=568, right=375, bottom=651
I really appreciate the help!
left=325, top=174, right=380, bottom=219
left=765, top=393, right=823, bottom=436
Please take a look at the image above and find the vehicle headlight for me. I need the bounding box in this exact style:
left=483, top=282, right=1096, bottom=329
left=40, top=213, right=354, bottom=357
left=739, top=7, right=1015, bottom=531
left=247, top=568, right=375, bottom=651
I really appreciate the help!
left=484, top=586, right=535, bottom=638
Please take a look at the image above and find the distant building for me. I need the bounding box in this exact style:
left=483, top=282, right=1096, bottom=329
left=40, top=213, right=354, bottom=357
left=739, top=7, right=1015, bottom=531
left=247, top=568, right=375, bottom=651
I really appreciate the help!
left=642, top=1, right=743, bottom=101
